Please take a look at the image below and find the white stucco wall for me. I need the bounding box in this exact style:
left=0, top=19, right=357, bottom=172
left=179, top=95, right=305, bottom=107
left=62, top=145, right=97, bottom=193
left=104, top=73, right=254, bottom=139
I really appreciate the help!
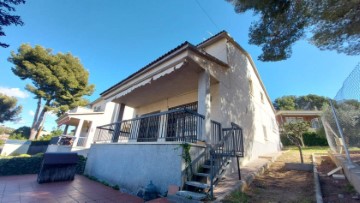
left=46, top=145, right=89, bottom=157
left=71, top=101, right=134, bottom=148
left=115, top=38, right=280, bottom=167
left=46, top=145, right=72, bottom=153
left=1, top=140, right=30, bottom=156
left=212, top=40, right=281, bottom=167
left=85, top=143, right=205, bottom=194
left=202, top=38, right=228, bottom=64
left=134, top=90, right=198, bottom=116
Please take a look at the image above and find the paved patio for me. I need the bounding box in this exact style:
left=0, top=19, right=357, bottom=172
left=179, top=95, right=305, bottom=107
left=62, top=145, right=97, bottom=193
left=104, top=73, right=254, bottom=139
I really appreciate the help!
left=0, top=174, right=144, bottom=203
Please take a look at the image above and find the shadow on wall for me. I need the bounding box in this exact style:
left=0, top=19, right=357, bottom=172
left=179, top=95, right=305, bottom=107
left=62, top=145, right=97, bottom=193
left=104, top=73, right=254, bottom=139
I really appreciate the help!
left=1, top=140, right=31, bottom=156
left=220, top=42, right=281, bottom=173
left=220, top=43, right=256, bottom=174
left=1, top=140, right=50, bottom=156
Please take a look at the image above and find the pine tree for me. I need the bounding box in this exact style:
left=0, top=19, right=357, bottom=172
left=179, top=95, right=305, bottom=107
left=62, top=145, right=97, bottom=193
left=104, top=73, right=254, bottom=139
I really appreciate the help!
left=226, top=0, right=360, bottom=61
left=0, top=93, right=22, bottom=123
left=0, top=0, right=26, bottom=48
left=8, top=44, right=95, bottom=140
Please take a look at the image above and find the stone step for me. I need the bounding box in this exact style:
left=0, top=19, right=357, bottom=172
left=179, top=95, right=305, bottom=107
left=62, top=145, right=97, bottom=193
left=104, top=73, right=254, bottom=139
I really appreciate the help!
left=202, top=162, right=230, bottom=170
left=202, top=164, right=211, bottom=169
left=176, top=190, right=207, bottom=201
left=194, top=172, right=210, bottom=177
left=185, top=181, right=210, bottom=189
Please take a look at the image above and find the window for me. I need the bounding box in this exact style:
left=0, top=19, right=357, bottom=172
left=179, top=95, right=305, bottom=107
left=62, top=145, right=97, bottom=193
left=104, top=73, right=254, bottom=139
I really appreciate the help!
left=271, top=118, right=277, bottom=132
left=249, top=79, right=253, bottom=96
left=285, top=117, right=297, bottom=123
left=93, top=106, right=101, bottom=112
left=285, top=117, right=304, bottom=123
left=260, top=92, right=264, bottom=103
left=311, top=118, right=320, bottom=129
left=263, top=125, right=268, bottom=141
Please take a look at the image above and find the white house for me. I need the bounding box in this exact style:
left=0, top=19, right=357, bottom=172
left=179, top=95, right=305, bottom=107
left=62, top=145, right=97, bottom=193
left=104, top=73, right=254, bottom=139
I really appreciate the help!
left=48, top=98, right=133, bottom=155
left=58, top=31, right=281, bottom=199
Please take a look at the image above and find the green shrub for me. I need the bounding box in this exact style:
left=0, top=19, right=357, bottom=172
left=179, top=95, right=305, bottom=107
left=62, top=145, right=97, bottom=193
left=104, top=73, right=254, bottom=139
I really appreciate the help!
left=76, top=155, right=87, bottom=175
left=33, top=152, right=44, bottom=157
left=0, top=154, right=87, bottom=176
left=281, top=132, right=328, bottom=147
left=84, top=174, right=120, bottom=190
left=303, top=132, right=328, bottom=146
left=280, top=134, right=293, bottom=146
left=18, top=154, right=31, bottom=157
left=9, top=126, right=30, bottom=140
left=0, top=156, right=43, bottom=175
left=8, top=133, right=27, bottom=140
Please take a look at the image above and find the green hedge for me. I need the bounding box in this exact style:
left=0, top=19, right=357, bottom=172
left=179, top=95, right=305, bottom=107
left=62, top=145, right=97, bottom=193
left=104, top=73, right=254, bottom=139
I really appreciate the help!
left=76, top=155, right=87, bottom=174
left=0, top=154, right=87, bottom=176
left=30, top=140, right=50, bottom=146
left=0, top=156, right=43, bottom=175
left=303, top=132, right=328, bottom=146
left=281, top=132, right=328, bottom=146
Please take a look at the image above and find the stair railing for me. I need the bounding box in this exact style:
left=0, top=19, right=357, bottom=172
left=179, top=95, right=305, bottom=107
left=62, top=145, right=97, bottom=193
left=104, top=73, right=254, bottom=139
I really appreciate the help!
left=209, top=122, right=244, bottom=198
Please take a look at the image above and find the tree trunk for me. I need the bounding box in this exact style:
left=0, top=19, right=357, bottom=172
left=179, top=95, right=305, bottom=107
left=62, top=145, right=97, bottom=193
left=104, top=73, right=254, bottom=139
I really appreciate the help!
left=297, top=145, right=304, bottom=164
left=29, top=129, right=37, bottom=140
left=30, top=101, right=50, bottom=140
left=300, top=135, right=305, bottom=147
left=29, top=98, right=42, bottom=140
left=31, top=98, right=41, bottom=128
left=35, top=113, right=47, bottom=140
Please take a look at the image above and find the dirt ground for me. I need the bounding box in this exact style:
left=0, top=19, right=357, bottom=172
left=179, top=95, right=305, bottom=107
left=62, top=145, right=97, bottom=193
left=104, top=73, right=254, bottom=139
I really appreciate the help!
left=348, top=151, right=360, bottom=165
left=224, top=149, right=317, bottom=203
left=315, top=155, right=360, bottom=203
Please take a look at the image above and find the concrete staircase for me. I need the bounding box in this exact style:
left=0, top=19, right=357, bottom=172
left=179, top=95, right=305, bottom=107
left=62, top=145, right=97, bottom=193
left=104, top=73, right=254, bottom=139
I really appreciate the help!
left=175, top=122, right=244, bottom=201
left=176, top=158, right=232, bottom=200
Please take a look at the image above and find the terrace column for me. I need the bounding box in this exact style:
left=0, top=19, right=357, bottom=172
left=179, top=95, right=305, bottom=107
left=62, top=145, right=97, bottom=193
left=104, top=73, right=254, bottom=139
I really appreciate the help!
left=63, top=124, right=69, bottom=135
left=117, top=103, right=126, bottom=122
left=73, top=119, right=84, bottom=147
left=198, top=70, right=211, bottom=143
left=112, top=103, right=126, bottom=143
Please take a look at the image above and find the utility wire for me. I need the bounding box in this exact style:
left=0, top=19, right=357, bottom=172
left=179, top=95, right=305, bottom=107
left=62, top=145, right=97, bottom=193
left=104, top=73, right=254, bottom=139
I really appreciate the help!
left=194, top=0, right=220, bottom=30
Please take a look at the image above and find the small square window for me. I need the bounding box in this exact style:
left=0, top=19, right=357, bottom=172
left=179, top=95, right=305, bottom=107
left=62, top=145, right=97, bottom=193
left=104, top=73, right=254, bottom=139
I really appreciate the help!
left=263, top=125, right=268, bottom=141
left=249, top=79, right=253, bottom=96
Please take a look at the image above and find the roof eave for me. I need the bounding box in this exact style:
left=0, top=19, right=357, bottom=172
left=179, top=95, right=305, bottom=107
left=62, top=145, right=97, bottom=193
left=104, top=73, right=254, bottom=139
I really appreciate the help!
left=100, top=43, right=229, bottom=97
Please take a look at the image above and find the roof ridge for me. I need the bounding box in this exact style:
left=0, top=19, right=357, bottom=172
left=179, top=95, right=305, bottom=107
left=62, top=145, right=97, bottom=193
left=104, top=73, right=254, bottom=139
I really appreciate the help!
left=196, top=30, right=228, bottom=47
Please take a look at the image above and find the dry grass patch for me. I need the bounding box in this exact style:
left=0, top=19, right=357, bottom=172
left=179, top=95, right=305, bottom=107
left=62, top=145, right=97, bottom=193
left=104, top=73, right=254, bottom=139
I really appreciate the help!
left=223, top=147, right=329, bottom=203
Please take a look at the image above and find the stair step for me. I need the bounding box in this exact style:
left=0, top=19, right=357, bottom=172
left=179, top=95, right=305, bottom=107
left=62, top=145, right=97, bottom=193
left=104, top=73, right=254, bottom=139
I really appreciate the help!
left=176, top=190, right=207, bottom=201
left=202, top=162, right=230, bottom=170
left=194, top=172, right=210, bottom=177
left=185, top=181, right=210, bottom=189
left=202, top=164, right=211, bottom=169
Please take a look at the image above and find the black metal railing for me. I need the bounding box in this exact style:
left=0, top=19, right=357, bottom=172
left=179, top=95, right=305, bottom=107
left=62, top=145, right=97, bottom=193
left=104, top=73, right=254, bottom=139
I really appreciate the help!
left=94, top=108, right=205, bottom=143
left=209, top=122, right=244, bottom=198
left=210, top=120, right=222, bottom=145
left=184, top=122, right=244, bottom=198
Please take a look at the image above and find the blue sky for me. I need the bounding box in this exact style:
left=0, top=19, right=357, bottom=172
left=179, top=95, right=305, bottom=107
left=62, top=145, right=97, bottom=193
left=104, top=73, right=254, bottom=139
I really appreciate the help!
left=1, top=0, right=359, bottom=131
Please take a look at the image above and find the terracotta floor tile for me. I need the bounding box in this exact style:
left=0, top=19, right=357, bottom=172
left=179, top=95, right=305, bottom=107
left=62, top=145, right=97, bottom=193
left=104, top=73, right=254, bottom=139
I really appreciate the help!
left=2, top=200, right=20, bottom=203
left=1, top=196, right=20, bottom=202
left=0, top=175, right=143, bottom=203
